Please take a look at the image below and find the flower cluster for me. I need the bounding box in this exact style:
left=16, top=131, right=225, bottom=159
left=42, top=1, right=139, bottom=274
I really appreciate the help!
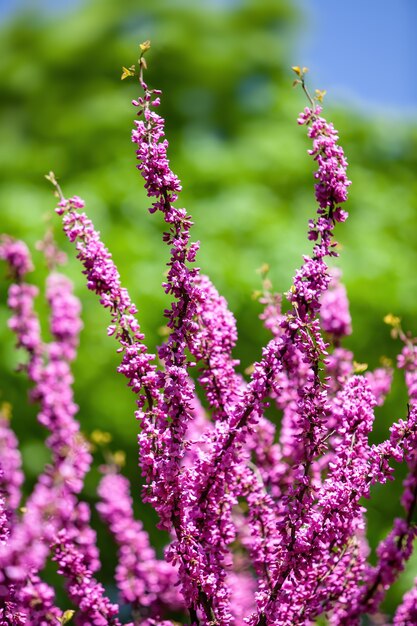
left=1, top=47, right=417, bottom=626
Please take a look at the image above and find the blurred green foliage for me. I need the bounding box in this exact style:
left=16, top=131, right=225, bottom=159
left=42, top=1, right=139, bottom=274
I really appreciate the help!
left=1, top=0, right=417, bottom=619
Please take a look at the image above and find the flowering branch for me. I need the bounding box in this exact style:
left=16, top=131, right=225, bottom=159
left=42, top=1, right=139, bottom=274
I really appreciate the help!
left=2, top=44, right=417, bottom=626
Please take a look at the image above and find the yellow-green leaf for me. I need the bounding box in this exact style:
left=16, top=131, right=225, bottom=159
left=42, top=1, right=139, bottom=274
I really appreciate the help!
left=139, top=40, right=151, bottom=53
left=121, top=65, right=135, bottom=80
left=353, top=361, right=368, bottom=374
left=258, top=262, right=270, bottom=275
left=90, top=430, right=112, bottom=445
left=60, top=610, right=75, bottom=625
left=0, top=402, right=12, bottom=420
left=380, top=355, right=393, bottom=368
left=112, top=451, right=126, bottom=467
left=383, top=313, right=401, bottom=328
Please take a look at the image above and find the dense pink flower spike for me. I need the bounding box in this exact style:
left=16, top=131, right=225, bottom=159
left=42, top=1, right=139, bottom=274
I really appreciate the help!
left=0, top=477, right=8, bottom=548
left=0, top=237, right=34, bottom=281
left=347, top=331, right=417, bottom=621
left=0, top=409, right=24, bottom=520
left=53, top=528, right=122, bottom=626
left=51, top=189, right=221, bottom=620
left=191, top=274, right=244, bottom=420
left=394, top=579, right=417, bottom=625
left=17, top=576, right=62, bottom=625
left=132, top=62, right=244, bottom=623
left=365, top=366, right=393, bottom=407
left=97, top=469, right=183, bottom=615
left=0, top=235, right=103, bottom=622
left=0, top=595, right=26, bottom=626
left=320, top=269, right=352, bottom=340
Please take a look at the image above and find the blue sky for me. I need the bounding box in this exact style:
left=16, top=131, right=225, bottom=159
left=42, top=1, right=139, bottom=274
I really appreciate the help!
left=295, top=0, right=417, bottom=117
left=1, top=0, right=416, bottom=118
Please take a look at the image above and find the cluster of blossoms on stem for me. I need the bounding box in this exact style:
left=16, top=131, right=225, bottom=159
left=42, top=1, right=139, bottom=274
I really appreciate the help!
left=1, top=50, right=417, bottom=626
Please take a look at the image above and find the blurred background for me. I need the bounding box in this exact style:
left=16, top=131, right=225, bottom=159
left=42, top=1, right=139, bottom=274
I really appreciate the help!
left=0, top=0, right=416, bottom=620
